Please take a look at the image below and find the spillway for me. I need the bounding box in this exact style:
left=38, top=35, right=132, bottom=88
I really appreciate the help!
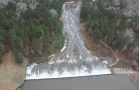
left=25, top=1, right=111, bottom=80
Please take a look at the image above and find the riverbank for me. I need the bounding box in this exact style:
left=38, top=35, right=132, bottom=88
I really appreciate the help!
left=81, top=29, right=133, bottom=68
left=0, top=51, right=26, bottom=90
left=81, top=29, right=139, bottom=86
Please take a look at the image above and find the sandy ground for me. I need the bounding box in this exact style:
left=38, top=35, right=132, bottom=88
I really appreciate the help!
left=0, top=51, right=25, bottom=90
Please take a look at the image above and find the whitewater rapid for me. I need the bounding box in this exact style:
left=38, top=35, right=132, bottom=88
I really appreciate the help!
left=25, top=1, right=111, bottom=80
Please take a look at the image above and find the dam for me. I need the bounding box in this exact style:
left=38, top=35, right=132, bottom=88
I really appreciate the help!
left=25, top=1, right=111, bottom=80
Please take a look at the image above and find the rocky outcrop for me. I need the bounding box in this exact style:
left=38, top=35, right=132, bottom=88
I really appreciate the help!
left=16, top=3, right=27, bottom=17
left=16, top=3, right=27, bottom=12
left=123, top=0, right=139, bottom=17
left=50, top=8, right=58, bottom=18
left=29, top=2, right=39, bottom=9
left=124, top=28, right=134, bottom=43
left=0, top=0, right=14, bottom=7
left=105, top=0, right=139, bottom=17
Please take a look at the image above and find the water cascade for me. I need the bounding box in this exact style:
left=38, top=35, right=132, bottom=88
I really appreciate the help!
left=25, top=1, right=111, bottom=80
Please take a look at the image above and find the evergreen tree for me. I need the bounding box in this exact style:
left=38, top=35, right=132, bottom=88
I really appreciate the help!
left=0, top=1, right=64, bottom=63
left=115, top=34, right=127, bottom=50
left=92, top=28, right=102, bottom=42
left=0, top=52, right=2, bottom=62
left=6, top=2, right=16, bottom=11
left=134, top=33, right=139, bottom=46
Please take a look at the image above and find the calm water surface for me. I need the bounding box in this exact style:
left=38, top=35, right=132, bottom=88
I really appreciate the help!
left=21, top=75, right=139, bottom=90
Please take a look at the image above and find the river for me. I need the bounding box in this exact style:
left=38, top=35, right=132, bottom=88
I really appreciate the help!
left=21, top=75, right=139, bottom=90
left=25, top=1, right=111, bottom=80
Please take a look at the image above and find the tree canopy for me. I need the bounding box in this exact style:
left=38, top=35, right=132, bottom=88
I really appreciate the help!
left=0, top=0, right=64, bottom=63
left=81, top=0, right=129, bottom=50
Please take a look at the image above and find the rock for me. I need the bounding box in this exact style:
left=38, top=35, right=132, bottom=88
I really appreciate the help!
left=113, top=0, right=120, bottom=6
left=16, top=2, right=27, bottom=17
left=22, top=56, right=29, bottom=66
left=122, top=0, right=139, bottom=17
left=123, top=10, right=134, bottom=17
left=17, top=3, right=27, bottom=12
left=24, top=44, right=30, bottom=56
left=132, top=47, right=139, bottom=56
left=133, top=23, right=139, bottom=33
left=105, top=6, right=117, bottom=10
left=49, top=8, right=58, bottom=18
left=124, top=28, right=134, bottom=42
left=0, top=0, right=9, bottom=7
left=127, top=18, right=132, bottom=23
left=29, top=2, right=39, bottom=9
left=133, top=60, right=139, bottom=71
left=22, top=0, right=37, bottom=4
left=22, top=0, right=30, bottom=4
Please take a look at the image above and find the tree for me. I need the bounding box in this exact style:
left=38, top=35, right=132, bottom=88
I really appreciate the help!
left=115, top=34, right=127, bottom=50
left=0, top=0, right=64, bottom=63
left=97, top=0, right=105, bottom=11
left=0, top=28, right=7, bottom=43
left=92, top=28, right=102, bottom=42
left=50, top=0, right=62, bottom=16
left=12, top=48, right=23, bottom=63
left=120, top=19, right=128, bottom=29
left=134, top=33, right=139, bottom=46
left=14, top=0, right=19, bottom=4
left=6, top=2, right=16, bottom=11
left=0, top=52, right=2, bottom=62
left=119, top=0, right=125, bottom=9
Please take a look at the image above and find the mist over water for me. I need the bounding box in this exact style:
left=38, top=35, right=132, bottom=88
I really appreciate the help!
left=25, top=1, right=111, bottom=80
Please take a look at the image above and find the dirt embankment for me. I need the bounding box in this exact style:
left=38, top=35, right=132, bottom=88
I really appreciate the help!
left=0, top=51, right=26, bottom=90
left=81, top=29, right=133, bottom=68
left=81, top=29, right=139, bottom=86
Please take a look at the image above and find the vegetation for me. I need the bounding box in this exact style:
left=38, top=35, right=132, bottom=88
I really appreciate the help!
left=81, top=0, right=129, bottom=50
left=0, top=0, right=64, bottom=63
left=134, top=33, right=139, bottom=46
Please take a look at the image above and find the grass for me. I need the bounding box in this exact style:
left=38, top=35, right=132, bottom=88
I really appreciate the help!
left=0, top=65, right=26, bottom=82
left=0, top=74, right=13, bottom=82
left=18, top=67, right=26, bottom=74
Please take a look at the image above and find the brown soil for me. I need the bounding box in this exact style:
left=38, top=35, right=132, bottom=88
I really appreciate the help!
left=81, top=29, right=133, bottom=68
left=81, top=30, right=117, bottom=66
left=0, top=81, right=19, bottom=90
left=81, top=28, right=139, bottom=86
left=29, top=54, right=50, bottom=64
left=0, top=51, right=25, bottom=90
left=112, top=51, right=133, bottom=68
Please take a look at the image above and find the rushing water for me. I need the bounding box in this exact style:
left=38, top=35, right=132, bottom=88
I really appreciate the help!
left=25, top=1, right=111, bottom=80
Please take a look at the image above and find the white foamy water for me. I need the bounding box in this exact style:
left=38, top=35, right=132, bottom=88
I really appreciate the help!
left=25, top=1, right=111, bottom=80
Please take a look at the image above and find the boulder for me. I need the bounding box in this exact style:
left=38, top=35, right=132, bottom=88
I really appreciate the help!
left=17, top=3, right=27, bottom=12
left=49, top=8, right=58, bottom=18
left=29, top=2, right=39, bottom=9
left=0, top=0, right=9, bottom=7
left=124, top=28, right=134, bottom=42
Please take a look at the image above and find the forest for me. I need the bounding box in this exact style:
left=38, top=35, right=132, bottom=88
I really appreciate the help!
left=0, top=0, right=64, bottom=63
left=1, top=0, right=139, bottom=64
left=81, top=0, right=139, bottom=51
